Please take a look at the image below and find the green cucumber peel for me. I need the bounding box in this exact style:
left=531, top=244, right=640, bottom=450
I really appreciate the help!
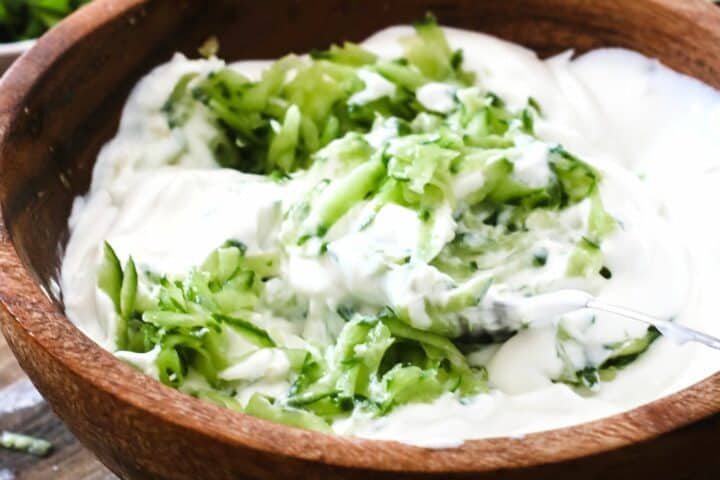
left=98, top=241, right=122, bottom=313
left=1, top=431, right=53, bottom=457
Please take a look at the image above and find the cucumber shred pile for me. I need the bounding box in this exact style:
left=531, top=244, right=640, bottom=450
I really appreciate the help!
left=98, top=16, right=659, bottom=431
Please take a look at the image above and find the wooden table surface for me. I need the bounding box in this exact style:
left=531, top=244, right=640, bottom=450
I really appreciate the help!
left=0, top=335, right=115, bottom=479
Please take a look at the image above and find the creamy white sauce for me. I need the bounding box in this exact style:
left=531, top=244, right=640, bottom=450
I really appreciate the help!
left=219, top=348, right=291, bottom=382
left=60, top=27, right=720, bottom=447
left=349, top=69, right=397, bottom=105
left=511, top=136, right=553, bottom=188
left=415, top=82, right=457, bottom=113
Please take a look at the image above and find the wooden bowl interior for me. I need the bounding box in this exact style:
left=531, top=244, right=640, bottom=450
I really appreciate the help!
left=2, top=0, right=720, bottom=478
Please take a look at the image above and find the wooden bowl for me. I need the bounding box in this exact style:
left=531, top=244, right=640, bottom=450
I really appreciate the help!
left=2, top=0, right=720, bottom=478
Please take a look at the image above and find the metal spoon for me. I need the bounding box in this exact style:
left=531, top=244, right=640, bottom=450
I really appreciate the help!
left=494, top=289, right=720, bottom=351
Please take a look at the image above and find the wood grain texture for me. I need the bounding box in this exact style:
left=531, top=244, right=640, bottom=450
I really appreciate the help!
left=1, top=0, right=720, bottom=478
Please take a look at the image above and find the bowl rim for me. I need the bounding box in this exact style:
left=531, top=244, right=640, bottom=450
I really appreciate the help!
left=2, top=0, right=720, bottom=473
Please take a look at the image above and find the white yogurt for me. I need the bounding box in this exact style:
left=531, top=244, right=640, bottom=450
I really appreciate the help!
left=60, top=27, right=720, bottom=447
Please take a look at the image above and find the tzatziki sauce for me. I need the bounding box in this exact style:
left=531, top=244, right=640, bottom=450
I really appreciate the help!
left=60, top=26, right=720, bottom=447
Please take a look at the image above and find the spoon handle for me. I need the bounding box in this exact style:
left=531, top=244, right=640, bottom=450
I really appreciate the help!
left=587, top=299, right=720, bottom=351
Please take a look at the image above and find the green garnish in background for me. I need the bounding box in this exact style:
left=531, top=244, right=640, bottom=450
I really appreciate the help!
left=0, top=0, right=89, bottom=43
